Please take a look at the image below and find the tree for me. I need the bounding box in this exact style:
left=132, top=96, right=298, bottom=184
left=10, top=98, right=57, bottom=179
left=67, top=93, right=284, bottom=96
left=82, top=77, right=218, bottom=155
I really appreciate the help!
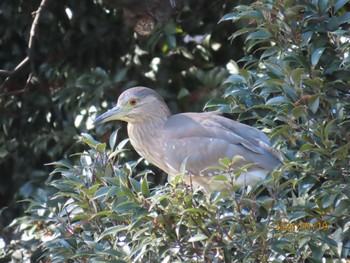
left=1, top=0, right=350, bottom=262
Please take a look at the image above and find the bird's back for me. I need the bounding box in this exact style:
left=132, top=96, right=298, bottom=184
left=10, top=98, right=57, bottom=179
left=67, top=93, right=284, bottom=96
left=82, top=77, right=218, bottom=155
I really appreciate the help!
left=162, top=112, right=282, bottom=190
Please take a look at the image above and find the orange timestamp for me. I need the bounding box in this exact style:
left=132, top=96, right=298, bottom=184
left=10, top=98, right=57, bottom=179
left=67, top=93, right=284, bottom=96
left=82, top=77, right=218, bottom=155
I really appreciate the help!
left=275, top=221, right=329, bottom=232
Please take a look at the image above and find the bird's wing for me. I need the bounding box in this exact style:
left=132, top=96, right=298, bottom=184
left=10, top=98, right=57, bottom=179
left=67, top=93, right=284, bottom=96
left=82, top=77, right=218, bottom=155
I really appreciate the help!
left=163, top=112, right=281, bottom=176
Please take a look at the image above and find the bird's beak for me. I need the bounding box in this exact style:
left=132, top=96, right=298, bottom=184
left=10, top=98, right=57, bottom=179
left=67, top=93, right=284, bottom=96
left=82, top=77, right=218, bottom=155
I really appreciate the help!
left=93, top=105, right=123, bottom=125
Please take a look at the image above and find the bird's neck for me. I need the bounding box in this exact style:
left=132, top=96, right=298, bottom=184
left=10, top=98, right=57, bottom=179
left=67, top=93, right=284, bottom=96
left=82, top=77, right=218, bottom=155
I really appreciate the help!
left=127, top=116, right=168, bottom=171
left=126, top=105, right=171, bottom=168
left=127, top=115, right=167, bottom=141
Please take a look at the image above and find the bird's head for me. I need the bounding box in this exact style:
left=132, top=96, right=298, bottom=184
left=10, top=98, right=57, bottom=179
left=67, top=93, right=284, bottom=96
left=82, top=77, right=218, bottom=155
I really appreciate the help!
left=93, top=86, right=171, bottom=125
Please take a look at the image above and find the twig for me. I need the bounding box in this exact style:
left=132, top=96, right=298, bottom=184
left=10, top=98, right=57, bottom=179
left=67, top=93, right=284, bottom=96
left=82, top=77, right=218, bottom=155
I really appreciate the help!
left=28, top=0, right=48, bottom=71
left=0, top=70, right=12, bottom=76
left=0, top=0, right=49, bottom=93
left=0, top=74, right=33, bottom=97
left=0, top=57, right=30, bottom=91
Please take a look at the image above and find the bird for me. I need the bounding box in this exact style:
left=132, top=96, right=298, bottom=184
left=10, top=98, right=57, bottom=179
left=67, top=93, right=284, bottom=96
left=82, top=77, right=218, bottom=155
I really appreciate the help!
left=93, top=86, right=282, bottom=193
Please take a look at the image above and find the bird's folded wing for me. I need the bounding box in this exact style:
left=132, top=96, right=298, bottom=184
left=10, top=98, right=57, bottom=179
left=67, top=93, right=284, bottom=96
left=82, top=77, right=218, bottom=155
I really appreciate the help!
left=163, top=112, right=281, bottom=175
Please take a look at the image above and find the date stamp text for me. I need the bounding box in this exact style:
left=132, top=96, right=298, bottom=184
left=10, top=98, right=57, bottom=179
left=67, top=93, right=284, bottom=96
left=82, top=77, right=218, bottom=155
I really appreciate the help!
left=275, top=221, right=329, bottom=232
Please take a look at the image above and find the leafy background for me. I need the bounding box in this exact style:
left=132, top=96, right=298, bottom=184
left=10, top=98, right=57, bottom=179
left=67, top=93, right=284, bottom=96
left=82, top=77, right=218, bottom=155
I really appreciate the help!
left=0, top=0, right=350, bottom=262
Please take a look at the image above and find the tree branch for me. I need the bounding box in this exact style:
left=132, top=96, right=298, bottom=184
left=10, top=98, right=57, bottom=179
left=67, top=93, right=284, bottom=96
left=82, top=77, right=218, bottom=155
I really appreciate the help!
left=0, top=0, right=49, bottom=94
left=28, top=0, right=49, bottom=72
left=0, top=74, right=33, bottom=97
left=0, top=70, right=13, bottom=76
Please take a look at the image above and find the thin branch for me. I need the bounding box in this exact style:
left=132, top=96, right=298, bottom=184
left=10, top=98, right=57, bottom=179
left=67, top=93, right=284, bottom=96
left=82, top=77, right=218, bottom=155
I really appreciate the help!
left=28, top=0, right=49, bottom=71
left=0, top=57, right=30, bottom=90
left=0, top=70, right=13, bottom=76
left=0, top=0, right=49, bottom=93
left=0, top=73, right=33, bottom=97
left=11, top=56, right=30, bottom=72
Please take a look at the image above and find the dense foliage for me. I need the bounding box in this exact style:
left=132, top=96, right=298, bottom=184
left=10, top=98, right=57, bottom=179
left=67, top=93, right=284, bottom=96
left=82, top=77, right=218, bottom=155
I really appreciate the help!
left=1, top=0, right=350, bottom=262
left=0, top=0, right=238, bottom=228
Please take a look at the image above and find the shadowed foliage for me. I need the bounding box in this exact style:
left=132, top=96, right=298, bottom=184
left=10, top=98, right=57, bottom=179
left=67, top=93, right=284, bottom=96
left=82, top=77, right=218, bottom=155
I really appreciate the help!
left=1, top=0, right=350, bottom=262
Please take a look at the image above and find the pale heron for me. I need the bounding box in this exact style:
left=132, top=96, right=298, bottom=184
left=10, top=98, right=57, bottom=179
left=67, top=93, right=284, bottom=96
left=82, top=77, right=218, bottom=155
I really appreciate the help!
left=93, top=86, right=282, bottom=192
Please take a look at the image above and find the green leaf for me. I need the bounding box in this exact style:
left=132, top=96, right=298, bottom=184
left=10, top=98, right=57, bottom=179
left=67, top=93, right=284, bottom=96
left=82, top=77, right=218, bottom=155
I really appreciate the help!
left=46, top=159, right=74, bottom=169
left=261, top=47, right=279, bottom=59
left=96, top=142, right=106, bottom=152
left=141, top=176, right=150, bottom=197
left=219, top=157, right=230, bottom=168
left=203, top=98, right=231, bottom=112
left=106, top=186, right=121, bottom=199
left=311, top=48, right=325, bottom=66
left=332, top=200, right=350, bottom=217
left=117, top=169, right=128, bottom=185
left=117, top=138, right=129, bottom=150
left=308, top=95, right=320, bottom=113
left=0, top=145, right=9, bottom=158
left=81, top=133, right=98, bottom=147
left=337, top=12, right=350, bottom=25
left=231, top=155, right=245, bottom=164
left=129, top=177, right=141, bottom=193
left=266, top=96, right=290, bottom=105
left=332, top=142, right=350, bottom=159
left=219, top=10, right=263, bottom=23
left=172, top=173, right=185, bottom=185
left=201, top=165, right=226, bottom=172
left=321, top=194, right=335, bottom=208
left=177, top=87, right=190, bottom=99
left=114, top=201, right=140, bottom=213
left=318, top=0, right=329, bottom=14
left=219, top=12, right=238, bottom=22
left=292, top=106, right=305, bottom=119
left=299, top=143, right=314, bottom=152
left=93, top=186, right=111, bottom=199
left=230, top=28, right=254, bottom=41
left=290, top=68, right=303, bottom=84
left=246, top=30, right=272, bottom=41
left=80, top=133, right=106, bottom=152
left=98, top=225, right=128, bottom=241
left=166, top=35, right=177, bottom=49
left=324, top=119, right=337, bottom=139
left=210, top=175, right=228, bottom=182
left=61, top=170, right=84, bottom=184
left=119, top=187, right=136, bottom=199
left=188, top=233, right=208, bottom=242
left=109, top=130, right=119, bottom=150
left=224, top=74, right=247, bottom=84
left=264, top=61, right=285, bottom=77
left=335, top=0, right=348, bottom=13
left=316, top=235, right=338, bottom=248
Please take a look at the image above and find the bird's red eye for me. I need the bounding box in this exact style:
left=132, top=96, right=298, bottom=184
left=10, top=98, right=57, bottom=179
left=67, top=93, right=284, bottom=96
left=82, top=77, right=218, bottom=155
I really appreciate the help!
left=129, top=98, right=137, bottom=106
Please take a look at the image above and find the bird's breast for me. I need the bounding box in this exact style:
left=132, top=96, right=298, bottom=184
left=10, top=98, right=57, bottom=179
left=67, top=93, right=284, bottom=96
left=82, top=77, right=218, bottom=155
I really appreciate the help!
left=127, top=122, right=169, bottom=173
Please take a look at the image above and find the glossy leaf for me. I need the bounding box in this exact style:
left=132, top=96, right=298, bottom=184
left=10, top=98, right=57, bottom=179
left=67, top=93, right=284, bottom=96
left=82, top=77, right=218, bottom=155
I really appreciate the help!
left=311, top=48, right=325, bottom=66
